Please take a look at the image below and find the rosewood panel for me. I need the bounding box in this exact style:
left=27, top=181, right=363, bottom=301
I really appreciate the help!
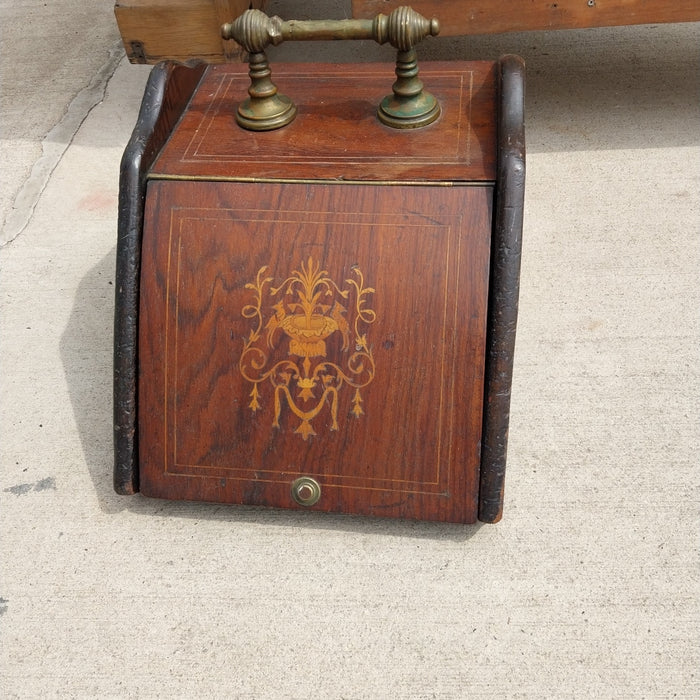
left=138, top=181, right=493, bottom=522
left=151, top=62, right=498, bottom=183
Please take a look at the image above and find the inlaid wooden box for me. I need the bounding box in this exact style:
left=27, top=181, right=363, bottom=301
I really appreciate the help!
left=114, top=58, right=525, bottom=523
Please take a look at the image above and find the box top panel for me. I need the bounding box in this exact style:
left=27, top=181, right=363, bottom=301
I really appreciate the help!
left=151, top=61, right=498, bottom=183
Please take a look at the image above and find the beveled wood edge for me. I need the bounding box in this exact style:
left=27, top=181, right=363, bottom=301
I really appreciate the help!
left=114, top=61, right=206, bottom=495
left=478, top=55, right=526, bottom=523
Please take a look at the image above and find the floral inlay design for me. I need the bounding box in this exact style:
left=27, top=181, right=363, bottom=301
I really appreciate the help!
left=239, top=257, right=376, bottom=440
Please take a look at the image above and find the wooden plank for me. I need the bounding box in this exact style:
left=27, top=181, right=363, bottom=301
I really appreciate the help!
left=114, top=0, right=265, bottom=64
left=352, top=0, right=700, bottom=35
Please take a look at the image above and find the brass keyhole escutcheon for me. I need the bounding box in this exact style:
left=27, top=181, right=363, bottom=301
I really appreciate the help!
left=291, top=477, right=321, bottom=506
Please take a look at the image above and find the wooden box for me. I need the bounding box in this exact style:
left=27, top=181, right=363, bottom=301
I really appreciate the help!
left=114, top=58, right=525, bottom=523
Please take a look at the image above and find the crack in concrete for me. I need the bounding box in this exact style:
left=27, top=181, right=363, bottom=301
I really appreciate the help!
left=0, top=40, right=125, bottom=247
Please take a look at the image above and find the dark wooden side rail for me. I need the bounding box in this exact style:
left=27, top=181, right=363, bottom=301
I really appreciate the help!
left=114, top=62, right=206, bottom=494
left=479, top=55, right=525, bottom=523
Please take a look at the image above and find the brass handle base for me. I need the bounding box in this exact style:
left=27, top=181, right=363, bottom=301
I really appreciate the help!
left=236, top=52, right=297, bottom=132
left=222, top=6, right=440, bottom=132
left=378, top=48, right=440, bottom=129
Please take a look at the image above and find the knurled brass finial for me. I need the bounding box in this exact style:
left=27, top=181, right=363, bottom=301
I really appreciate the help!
left=222, top=6, right=440, bottom=131
left=222, top=10, right=295, bottom=131
left=222, top=9, right=283, bottom=53
left=375, top=6, right=441, bottom=128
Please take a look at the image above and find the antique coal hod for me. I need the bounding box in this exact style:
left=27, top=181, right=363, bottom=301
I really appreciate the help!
left=113, top=7, right=525, bottom=523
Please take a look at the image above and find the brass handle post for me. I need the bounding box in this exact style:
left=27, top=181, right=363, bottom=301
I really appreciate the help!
left=222, top=7, right=441, bottom=131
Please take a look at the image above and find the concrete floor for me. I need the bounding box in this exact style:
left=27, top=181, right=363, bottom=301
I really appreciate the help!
left=1, top=1, right=698, bottom=697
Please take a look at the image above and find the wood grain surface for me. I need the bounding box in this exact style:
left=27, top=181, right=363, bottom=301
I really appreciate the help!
left=352, top=0, right=700, bottom=35
left=151, top=62, right=498, bottom=183
left=114, top=0, right=264, bottom=64
left=138, top=181, right=493, bottom=522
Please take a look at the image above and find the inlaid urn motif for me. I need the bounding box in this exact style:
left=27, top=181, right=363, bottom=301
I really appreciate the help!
left=239, top=257, right=376, bottom=440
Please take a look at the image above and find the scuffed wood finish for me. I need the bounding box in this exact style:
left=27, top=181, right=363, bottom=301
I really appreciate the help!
left=138, top=182, right=492, bottom=523
left=352, top=0, right=700, bottom=35
left=114, top=0, right=265, bottom=64
left=151, top=62, right=497, bottom=183
left=479, top=56, right=526, bottom=524
left=114, top=62, right=205, bottom=495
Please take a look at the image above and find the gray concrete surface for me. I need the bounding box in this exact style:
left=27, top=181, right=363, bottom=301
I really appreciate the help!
left=0, top=0, right=122, bottom=245
left=1, top=0, right=698, bottom=697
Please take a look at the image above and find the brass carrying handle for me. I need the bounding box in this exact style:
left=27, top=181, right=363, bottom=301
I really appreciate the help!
left=221, top=8, right=440, bottom=52
left=221, top=7, right=441, bottom=131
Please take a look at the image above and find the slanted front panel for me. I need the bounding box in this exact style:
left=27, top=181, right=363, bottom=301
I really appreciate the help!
left=139, top=180, right=492, bottom=522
